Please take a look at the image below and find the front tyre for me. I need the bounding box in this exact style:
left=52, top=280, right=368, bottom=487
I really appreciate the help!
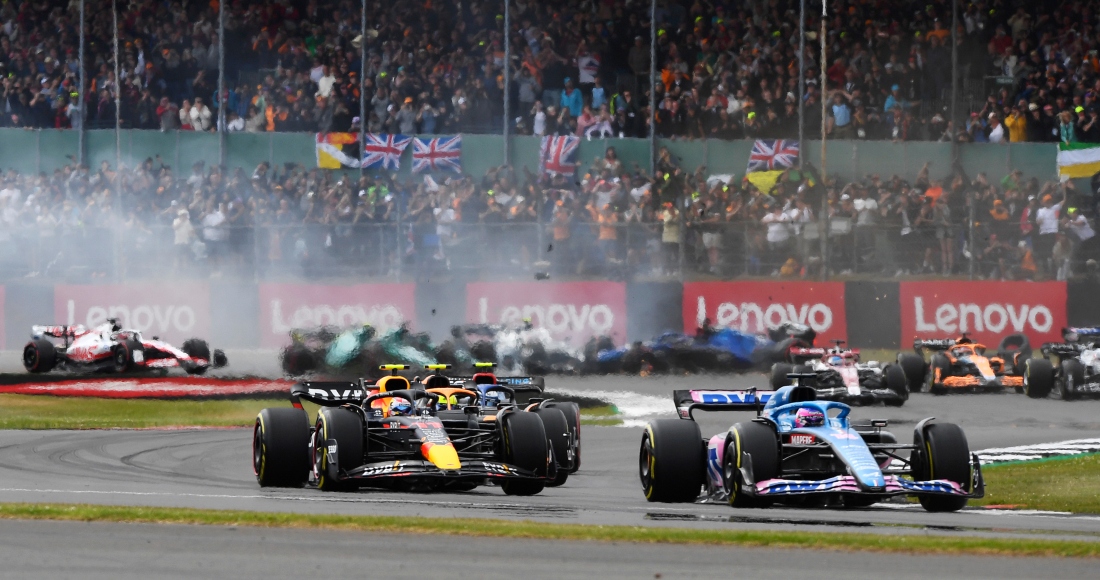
left=314, top=407, right=364, bottom=492
left=112, top=339, right=143, bottom=373
left=639, top=419, right=704, bottom=503
left=914, top=423, right=971, bottom=512
left=499, top=411, right=549, bottom=496
left=23, top=339, right=57, bottom=373
left=181, top=338, right=212, bottom=375
left=1059, top=359, right=1084, bottom=401
left=725, top=421, right=779, bottom=508
left=769, top=363, right=794, bottom=389
left=897, top=353, right=927, bottom=394
left=882, top=364, right=908, bottom=406
left=533, top=407, right=571, bottom=487
left=254, top=407, right=311, bottom=487
left=544, top=401, right=581, bottom=473
left=1023, top=358, right=1054, bottom=399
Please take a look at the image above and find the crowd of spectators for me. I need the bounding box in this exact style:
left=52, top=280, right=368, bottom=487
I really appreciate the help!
left=2, top=145, right=1097, bottom=283
left=0, top=0, right=1098, bottom=143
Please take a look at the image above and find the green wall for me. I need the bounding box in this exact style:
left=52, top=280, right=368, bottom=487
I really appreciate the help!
left=8, top=128, right=1057, bottom=183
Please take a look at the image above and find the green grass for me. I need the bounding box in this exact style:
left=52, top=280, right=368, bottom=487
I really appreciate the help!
left=0, top=502, right=1096, bottom=558
left=0, top=395, right=622, bottom=429
left=975, top=453, right=1100, bottom=513
left=0, top=394, right=272, bottom=429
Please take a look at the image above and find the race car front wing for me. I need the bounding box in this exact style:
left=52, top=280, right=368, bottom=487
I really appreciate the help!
left=320, top=439, right=552, bottom=483
left=736, top=452, right=985, bottom=499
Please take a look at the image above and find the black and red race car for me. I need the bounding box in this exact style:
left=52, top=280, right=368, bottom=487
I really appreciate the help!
left=22, top=319, right=227, bottom=375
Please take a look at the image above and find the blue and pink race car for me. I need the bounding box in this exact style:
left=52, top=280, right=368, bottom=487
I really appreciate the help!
left=639, top=375, right=984, bottom=512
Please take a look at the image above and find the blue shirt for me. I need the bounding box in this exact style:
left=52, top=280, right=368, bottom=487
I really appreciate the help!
left=560, top=88, right=583, bottom=117
left=831, top=103, right=851, bottom=127
left=590, top=87, right=606, bottom=110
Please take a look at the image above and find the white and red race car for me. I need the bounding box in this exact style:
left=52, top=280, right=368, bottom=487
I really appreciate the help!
left=23, top=319, right=227, bottom=375
left=769, top=340, right=908, bottom=406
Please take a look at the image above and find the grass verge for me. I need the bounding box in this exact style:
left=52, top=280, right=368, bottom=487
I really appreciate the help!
left=0, top=395, right=622, bottom=429
left=0, top=502, right=1096, bottom=558
left=974, top=453, right=1100, bottom=513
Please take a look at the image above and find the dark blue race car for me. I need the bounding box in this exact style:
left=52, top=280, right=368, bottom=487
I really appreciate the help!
left=639, top=375, right=984, bottom=512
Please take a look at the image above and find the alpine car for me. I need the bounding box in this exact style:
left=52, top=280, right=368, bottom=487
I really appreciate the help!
left=769, top=340, right=908, bottom=406
left=1022, top=327, right=1100, bottom=400
left=253, top=364, right=569, bottom=494
left=22, top=319, right=227, bottom=375
left=896, top=334, right=1029, bottom=394
left=639, top=375, right=983, bottom=512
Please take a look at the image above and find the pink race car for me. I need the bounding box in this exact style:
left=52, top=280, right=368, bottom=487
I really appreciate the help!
left=23, top=318, right=227, bottom=375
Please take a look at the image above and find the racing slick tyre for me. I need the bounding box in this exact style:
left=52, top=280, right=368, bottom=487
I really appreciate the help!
left=533, top=407, right=571, bottom=487
left=181, top=338, right=212, bottom=375
left=544, top=401, right=581, bottom=473
left=23, top=339, right=57, bottom=373
left=896, top=353, right=926, bottom=394
left=315, top=407, right=365, bottom=492
left=927, top=353, right=950, bottom=395
left=639, top=419, right=704, bottom=503
left=883, top=364, right=908, bottom=406
left=253, top=407, right=311, bottom=487
left=725, top=421, right=779, bottom=508
left=1023, top=358, right=1054, bottom=399
left=1059, top=359, right=1084, bottom=401
left=111, top=339, right=143, bottom=373
left=913, top=423, right=971, bottom=512
left=499, top=411, right=549, bottom=496
left=769, top=363, right=794, bottom=389
left=997, top=334, right=1032, bottom=371
left=281, top=343, right=318, bottom=376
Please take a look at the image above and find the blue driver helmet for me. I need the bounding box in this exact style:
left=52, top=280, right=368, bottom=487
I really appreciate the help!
left=827, top=355, right=843, bottom=366
left=794, top=407, right=825, bottom=428
left=389, top=398, right=413, bottom=416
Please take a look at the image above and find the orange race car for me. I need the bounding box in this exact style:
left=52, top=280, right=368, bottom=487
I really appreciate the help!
left=896, top=334, right=1031, bottom=394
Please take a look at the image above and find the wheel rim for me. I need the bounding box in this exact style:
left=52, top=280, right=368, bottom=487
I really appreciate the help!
left=23, top=347, right=37, bottom=369
left=252, top=422, right=263, bottom=477
left=115, top=347, right=127, bottom=369
left=1064, top=373, right=1074, bottom=398
left=723, top=443, right=740, bottom=496
left=638, top=436, right=653, bottom=490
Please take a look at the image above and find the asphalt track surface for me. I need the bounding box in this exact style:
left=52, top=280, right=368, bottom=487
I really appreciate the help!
left=4, top=519, right=1094, bottom=580
left=2, top=351, right=1100, bottom=576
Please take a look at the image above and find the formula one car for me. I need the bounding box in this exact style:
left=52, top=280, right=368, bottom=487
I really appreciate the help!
left=253, top=364, right=573, bottom=494
left=769, top=340, right=908, bottom=406
left=1022, top=327, right=1100, bottom=400
left=638, top=376, right=983, bottom=512
left=895, top=334, right=1029, bottom=394
left=22, top=319, right=227, bottom=375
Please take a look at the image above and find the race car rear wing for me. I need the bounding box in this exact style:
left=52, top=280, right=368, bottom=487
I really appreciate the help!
left=444, top=375, right=546, bottom=391
left=672, top=388, right=775, bottom=420
left=1041, top=342, right=1085, bottom=357
left=913, top=338, right=957, bottom=352
left=788, top=347, right=826, bottom=358
left=290, top=380, right=372, bottom=408
left=1063, top=327, right=1100, bottom=343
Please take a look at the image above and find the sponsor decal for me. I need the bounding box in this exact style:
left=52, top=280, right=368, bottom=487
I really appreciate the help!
left=259, top=283, right=415, bottom=347
left=306, top=388, right=365, bottom=401
left=690, top=390, right=771, bottom=405
left=55, top=283, right=210, bottom=344
left=481, top=462, right=512, bottom=475
left=466, top=281, right=626, bottom=345
left=360, top=462, right=404, bottom=476
left=788, top=434, right=816, bottom=445
left=899, top=281, right=1066, bottom=345
left=683, top=282, right=847, bottom=337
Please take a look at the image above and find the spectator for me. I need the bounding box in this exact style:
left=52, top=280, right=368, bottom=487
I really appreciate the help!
left=987, top=113, right=1005, bottom=143
left=560, top=78, right=583, bottom=119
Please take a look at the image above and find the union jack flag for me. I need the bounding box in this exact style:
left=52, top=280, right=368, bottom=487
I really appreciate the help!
left=747, top=139, right=800, bottom=172
left=412, top=136, right=462, bottom=174
left=540, top=135, right=580, bottom=176
left=362, top=133, right=411, bottom=170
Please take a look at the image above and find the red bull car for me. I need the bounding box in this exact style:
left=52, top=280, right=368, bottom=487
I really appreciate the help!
left=769, top=340, right=908, bottom=406
left=896, top=334, right=1029, bottom=394
left=253, top=364, right=571, bottom=494
left=22, top=319, right=227, bottom=375
left=639, top=376, right=983, bottom=512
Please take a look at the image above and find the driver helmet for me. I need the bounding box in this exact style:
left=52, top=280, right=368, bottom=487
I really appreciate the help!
left=794, top=407, right=825, bottom=428
left=827, top=355, right=843, bottom=366
left=389, top=398, right=413, bottom=416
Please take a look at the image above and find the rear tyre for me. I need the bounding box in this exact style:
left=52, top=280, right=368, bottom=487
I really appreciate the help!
left=914, top=423, right=971, bottom=512
left=882, top=364, right=908, bottom=406
left=725, top=421, right=780, bottom=508
left=997, top=334, right=1032, bottom=369
left=769, top=363, right=794, bottom=389
left=112, top=339, right=143, bottom=373
left=639, top=419, right=704, bottom=503
left=181, top=338, right=212, bottom=375
left=315, top=407, right=364, bottom=492
left=544, top=401, right=581, bottom=473
left=533, top=407, right=570, bottom=487
left=254, top=407, right=311, bottom=487
left=1059, top=359, right=1084, bottom=401
left=896, top=353, right=926, bottom=394
left=499, top=411, right=549, bottom=496
left=1023, top=358, right=1054, bottom=399
left=23, top=339, right=57, bottom=373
